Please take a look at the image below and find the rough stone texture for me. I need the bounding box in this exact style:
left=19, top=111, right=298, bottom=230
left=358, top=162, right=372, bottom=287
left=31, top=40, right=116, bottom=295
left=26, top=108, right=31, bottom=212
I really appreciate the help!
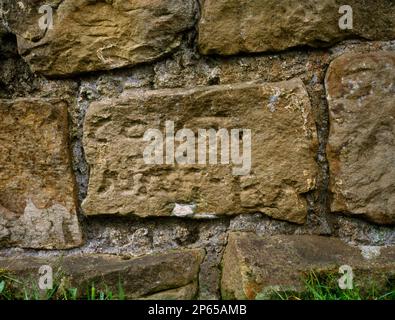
left=326, top=51, right=395, bottom=225
left=0, top=98, right=82, bottom=249
left=141, top=282, right=198, bottom=300
left=3, top=0, right=196, bottom=76
left=221, top=232, right=395, bottom=300
left=0, top=249, right=204, bottom=299
left=199, top=0, right=395, bottom=55
left=82, top=79, right=318, bottom=224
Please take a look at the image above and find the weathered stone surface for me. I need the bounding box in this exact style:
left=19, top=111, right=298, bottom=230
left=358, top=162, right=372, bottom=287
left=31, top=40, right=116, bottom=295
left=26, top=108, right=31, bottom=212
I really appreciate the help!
left=0, top=98, right=82, bottom=249
left=0, top=249, right=204, bottom=299
left=198, top=0, right=395, bottom=55
left=141, top=282, right=198, bottom=300
left=221, top=232, right=395, bottom=300
left=82, top=79, right=318, bottom=224
left=3, top=0, right=196, bottom=76
left=326, top=51, right=395, bottom=225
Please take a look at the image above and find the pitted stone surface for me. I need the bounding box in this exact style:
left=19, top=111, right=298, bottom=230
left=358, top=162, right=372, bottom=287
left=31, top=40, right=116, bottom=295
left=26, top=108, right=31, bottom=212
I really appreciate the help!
left=83, top=79, right=318, bottom=224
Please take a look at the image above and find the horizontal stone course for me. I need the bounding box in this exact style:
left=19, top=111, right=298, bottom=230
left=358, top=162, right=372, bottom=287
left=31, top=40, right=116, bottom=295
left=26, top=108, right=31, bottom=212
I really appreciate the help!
left=0, top=249, right=204, bottom=299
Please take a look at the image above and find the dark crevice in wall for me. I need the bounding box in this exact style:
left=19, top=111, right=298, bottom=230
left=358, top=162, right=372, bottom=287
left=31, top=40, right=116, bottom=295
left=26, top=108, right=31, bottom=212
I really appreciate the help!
left=314, top=79, right=335, bottom=231
left=0, top=32, right=42, bottom=98
left=304, top=80, right=333, bottom=235
left=71, top=81, right=90, bottom=207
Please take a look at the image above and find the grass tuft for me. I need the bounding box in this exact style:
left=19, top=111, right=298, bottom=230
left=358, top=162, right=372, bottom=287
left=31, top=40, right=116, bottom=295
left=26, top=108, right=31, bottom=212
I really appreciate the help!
left=0, top=271, right=126, bottom=300
left=263, top=271, right=395, bottom=300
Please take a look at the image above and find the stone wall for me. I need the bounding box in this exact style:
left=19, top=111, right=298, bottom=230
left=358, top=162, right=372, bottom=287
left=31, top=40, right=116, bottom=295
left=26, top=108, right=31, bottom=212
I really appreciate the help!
left=0, top=0, right=394, bottom=299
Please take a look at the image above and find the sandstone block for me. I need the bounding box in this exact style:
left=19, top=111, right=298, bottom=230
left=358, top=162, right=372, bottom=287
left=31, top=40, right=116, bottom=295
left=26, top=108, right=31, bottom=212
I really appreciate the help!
left=326, top=51, right=395, bottom=225
left=221, top=232, right=395, bottom=299
left=82, top=79, right=318, bottom=224
left=0, top=98, right=82, bottom=249
left=3, top=0, right=196, bottom=76
left=198, top=0, right=395, bottom=55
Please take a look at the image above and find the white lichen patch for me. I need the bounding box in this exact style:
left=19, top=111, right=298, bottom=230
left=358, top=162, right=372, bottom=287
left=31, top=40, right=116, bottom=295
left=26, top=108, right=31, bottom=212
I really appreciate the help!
left=193, top=213, right=218, bottom=219
left=359, top=245, right=381, bottom=260
left=10, top=199, right=82, bottom=249
left=171, top=203, right=196, bottom=217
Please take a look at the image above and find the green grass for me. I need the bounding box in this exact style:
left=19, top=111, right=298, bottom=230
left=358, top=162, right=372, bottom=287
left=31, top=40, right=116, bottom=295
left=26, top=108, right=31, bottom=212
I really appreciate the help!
left=2, top=268, right=395, bottom=300
left=0, top=270, right=126, bottom=300
left=266, top=271, right=395, bottom=300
